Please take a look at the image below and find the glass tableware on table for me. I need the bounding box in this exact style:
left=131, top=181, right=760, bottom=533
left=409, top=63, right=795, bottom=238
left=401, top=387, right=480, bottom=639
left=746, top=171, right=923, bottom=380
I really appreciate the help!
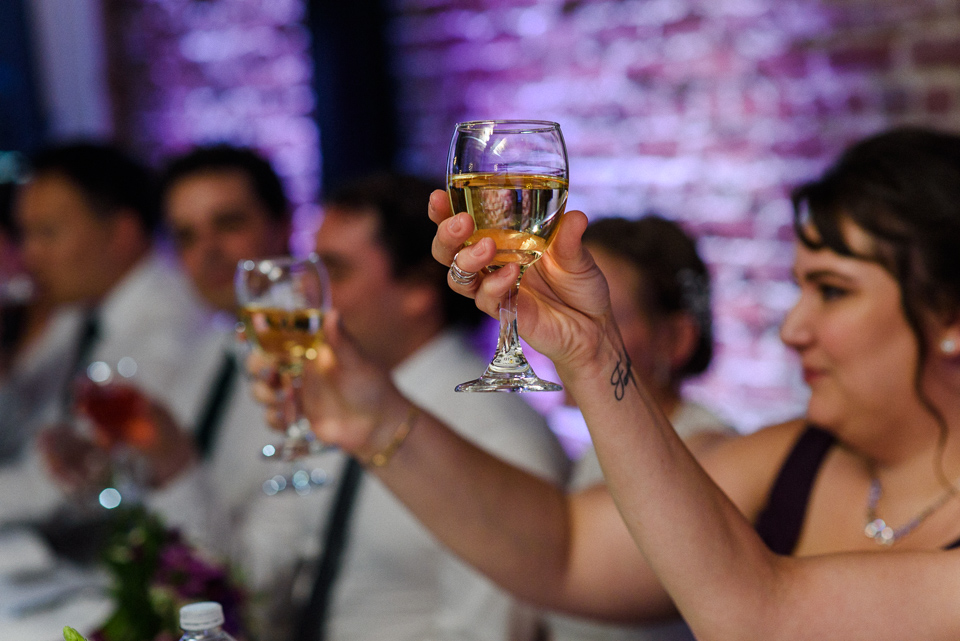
left=72, top=357, right=151, bottom=509
left=235, top=255, right=330, bottom=495
left=447, top=119, right=569, bottom=392
left=0, top=273, right=34, bottom=368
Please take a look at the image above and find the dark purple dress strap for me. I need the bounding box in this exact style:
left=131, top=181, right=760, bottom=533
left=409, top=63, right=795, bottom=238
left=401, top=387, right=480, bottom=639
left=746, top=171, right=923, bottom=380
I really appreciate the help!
left=753, top=426, right=835, bottom=555
left=753, top=426, right=960, bottom=552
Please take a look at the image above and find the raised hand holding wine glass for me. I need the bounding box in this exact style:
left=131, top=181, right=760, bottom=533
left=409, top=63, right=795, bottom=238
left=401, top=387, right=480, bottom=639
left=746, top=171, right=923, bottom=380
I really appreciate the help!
left=447, top=120, right=569, bottom=392
left=236, top=255, right=330, bottom=494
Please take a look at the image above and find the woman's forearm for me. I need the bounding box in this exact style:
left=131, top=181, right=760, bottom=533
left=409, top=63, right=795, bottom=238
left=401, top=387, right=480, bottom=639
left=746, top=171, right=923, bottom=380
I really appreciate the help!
left=364, top=389, right=672, bottom=620
left=373, top=407, right=570, bottom=597
left=558, top=330, right=781, bottom=639
left=289, top=311, right=672, bottom=620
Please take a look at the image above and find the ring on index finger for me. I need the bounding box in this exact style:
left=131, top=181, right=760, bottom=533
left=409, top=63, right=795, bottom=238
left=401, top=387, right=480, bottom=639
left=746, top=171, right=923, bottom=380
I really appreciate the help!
left=449, top=252, right=478, bottom=287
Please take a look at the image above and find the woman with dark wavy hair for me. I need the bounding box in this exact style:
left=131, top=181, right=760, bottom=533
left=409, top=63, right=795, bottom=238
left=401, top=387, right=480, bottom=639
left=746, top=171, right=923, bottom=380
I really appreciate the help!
left=253, top=127, right=960, bottom=640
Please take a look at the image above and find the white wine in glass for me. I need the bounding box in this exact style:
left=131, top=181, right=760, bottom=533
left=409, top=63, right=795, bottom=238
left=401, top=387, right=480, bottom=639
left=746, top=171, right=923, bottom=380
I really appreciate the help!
left=236, top=255, right=330, bottom=495
left=237, top=306, right=325, bottom=376
left=447, top=121, right=569, bottom=392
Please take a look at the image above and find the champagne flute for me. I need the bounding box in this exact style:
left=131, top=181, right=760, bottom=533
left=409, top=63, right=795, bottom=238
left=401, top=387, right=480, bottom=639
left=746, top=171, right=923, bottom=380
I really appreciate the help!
left=447, top=120, right=569, bottom=392
left=236, top=255, right=330, bottom=494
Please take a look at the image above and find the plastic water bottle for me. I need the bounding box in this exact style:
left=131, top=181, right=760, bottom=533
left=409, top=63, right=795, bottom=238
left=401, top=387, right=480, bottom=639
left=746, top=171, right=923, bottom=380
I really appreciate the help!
left=178, top=602, right=237, bottom=641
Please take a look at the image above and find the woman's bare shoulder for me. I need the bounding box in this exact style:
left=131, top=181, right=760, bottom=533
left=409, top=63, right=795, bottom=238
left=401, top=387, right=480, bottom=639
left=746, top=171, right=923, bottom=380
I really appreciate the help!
left=699, top=417, right=810, bottom=521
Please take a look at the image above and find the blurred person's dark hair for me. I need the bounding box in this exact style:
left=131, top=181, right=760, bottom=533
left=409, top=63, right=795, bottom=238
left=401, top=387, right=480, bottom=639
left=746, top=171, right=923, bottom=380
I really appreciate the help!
left=583, top=215, right=713, bottom=377
left=159, top=144, right=290, bottom=224
left=27, top=141, right=159, bottom=234
left=325, top=171, right=485, bottom=330
left=0, top=181, right=17, bottom=242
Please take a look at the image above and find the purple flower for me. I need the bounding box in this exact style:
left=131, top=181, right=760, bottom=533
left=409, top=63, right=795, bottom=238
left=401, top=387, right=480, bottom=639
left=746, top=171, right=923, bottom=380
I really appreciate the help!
left=92, top=509, right=249, bottom=641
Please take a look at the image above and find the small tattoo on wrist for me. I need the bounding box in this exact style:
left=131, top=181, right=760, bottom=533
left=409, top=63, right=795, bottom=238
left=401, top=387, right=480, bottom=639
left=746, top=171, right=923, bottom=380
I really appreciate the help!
left=611, top=348, right=636, bottom=401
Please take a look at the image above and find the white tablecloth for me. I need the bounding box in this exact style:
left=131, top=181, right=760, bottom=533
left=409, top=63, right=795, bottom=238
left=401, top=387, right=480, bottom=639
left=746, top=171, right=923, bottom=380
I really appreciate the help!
left=0, top=529, right=111, bottom=641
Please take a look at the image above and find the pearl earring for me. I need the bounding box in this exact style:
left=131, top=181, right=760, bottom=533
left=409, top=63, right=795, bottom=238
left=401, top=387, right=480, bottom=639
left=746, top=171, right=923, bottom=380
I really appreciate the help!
left=942, top=338, right=957, bottom=355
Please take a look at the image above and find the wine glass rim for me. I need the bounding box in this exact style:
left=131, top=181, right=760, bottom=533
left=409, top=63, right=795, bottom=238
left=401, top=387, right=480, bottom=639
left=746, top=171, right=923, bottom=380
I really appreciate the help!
left=455, top=120, right=561, bottom=133
left=237, top=254, right=320, bottom=271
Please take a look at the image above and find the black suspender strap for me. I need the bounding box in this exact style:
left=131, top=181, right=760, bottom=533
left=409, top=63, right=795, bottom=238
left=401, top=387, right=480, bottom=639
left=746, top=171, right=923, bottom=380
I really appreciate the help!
left=193, top=350, right=238, bottom=460
left=61, top=309, right=101, bottom=412
left=73, top=310, right=102, bottom=372
left=294, top=457, right=364, bottom=641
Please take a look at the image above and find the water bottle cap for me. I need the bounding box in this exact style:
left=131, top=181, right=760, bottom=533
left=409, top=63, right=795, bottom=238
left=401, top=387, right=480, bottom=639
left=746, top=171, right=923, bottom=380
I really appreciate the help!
left=180, top=602, right=225, bottom=630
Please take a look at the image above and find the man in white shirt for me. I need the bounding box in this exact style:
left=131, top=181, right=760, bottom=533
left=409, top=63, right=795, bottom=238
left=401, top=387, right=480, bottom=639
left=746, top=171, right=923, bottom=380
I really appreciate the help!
left=2, top=142, right=305, bottom=636
left=33, top=142, right=334, bottom=641
left=0, top=142, right=208, bottom=536
left=159, top=144, right=329, bottom=640
left=297, top=172, right=571, bottom=641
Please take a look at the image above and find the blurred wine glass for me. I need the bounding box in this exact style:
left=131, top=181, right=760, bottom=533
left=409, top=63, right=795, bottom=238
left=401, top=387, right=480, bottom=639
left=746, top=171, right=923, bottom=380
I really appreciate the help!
left=72, top=357, right=151, bottom=509
left=235, top=254, right=330, bottom=495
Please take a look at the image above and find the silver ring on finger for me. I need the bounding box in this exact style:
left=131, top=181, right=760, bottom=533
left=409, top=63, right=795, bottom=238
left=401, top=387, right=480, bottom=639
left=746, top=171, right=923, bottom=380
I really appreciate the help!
left=449, top=252, right=478, bottom=286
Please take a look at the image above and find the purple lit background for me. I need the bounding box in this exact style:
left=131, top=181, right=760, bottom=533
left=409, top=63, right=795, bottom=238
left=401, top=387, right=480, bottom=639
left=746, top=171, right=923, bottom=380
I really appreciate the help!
left=102, top=0, right=321, bottom=255
left=97, top=0, right=960, bottom=433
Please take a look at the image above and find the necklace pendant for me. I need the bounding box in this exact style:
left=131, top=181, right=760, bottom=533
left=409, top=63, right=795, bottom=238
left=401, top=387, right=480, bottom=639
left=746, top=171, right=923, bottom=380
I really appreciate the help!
left=864, top=518, right=885, bottom=538
left=864, top=518, right=896, bottom=545
left=863, top=473, right=960, bottom=546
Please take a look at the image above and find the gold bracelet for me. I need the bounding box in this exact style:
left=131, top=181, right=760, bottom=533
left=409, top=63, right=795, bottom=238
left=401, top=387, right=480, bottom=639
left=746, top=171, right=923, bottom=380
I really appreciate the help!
left=368, top=406, right=420, bottom=468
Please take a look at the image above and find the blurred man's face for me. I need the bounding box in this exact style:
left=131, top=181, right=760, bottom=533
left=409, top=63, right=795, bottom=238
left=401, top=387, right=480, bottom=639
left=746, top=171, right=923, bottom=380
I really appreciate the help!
left=314, top=207, right=414, bottom=365
left=588, top=244, right=669, bottom=391
left=165, top=169, right=289, bottom=312
left=16, top=173, right=121, bottom=305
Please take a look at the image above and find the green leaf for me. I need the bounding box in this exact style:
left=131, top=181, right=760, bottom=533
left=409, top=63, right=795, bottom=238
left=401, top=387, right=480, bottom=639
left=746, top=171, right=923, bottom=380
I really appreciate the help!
left=63, top=626, right=88, bottom=641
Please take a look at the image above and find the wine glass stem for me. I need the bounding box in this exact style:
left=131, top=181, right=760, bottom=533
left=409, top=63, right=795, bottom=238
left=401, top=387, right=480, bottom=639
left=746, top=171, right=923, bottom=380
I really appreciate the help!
left=111, top=446, right=144, bottom=505
left=491, top=269, right=527, bottom=370
left=281, top=372, right=310, bottom=461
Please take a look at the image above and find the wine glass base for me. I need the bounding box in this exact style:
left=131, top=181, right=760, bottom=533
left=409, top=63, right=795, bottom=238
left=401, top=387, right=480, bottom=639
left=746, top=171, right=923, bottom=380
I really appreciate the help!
left=260, top=438, right=333, bottom=496
left=455, top=370, right=563, bottom=393
left=262, top=466, right=329, bottom=496
left=260, top=438, right=331, bottom=461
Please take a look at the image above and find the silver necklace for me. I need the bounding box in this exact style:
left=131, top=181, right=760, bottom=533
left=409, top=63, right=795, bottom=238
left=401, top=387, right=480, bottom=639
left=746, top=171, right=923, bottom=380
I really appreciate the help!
left=863, top=475, right=958, bottom=546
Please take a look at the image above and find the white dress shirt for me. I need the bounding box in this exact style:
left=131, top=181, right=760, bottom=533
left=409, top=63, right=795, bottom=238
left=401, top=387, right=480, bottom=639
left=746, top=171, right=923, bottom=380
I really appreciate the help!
left=0, top=253, right=214, bottom=528
left=299, top=329, right=572, bottom=641
left=154, top=320, right=334, bottom=641
left=0, top=307, right=81, bottom=463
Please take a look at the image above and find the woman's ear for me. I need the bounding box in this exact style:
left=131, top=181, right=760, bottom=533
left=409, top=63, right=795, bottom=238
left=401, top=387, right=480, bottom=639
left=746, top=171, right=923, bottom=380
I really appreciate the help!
left=269, top=218, right=293, bottom=255
left=400, top=280, right=439, bottom=320
left=666, top=312, right=699, bottom=373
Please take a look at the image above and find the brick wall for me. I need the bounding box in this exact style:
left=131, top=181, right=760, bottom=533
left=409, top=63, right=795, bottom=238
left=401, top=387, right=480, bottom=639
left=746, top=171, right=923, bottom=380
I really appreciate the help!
left=102, top=0, right=320, bottom=254
left=102, top=0, right=960, bottom=433
left=386, top=0, right=960, bottom=430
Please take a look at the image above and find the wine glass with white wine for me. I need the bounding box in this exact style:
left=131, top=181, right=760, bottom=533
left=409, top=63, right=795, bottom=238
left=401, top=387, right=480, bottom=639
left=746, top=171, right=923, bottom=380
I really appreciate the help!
left=447, top=120, right=569, bottom=392
left=236, top=255, right=330, bottom=494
